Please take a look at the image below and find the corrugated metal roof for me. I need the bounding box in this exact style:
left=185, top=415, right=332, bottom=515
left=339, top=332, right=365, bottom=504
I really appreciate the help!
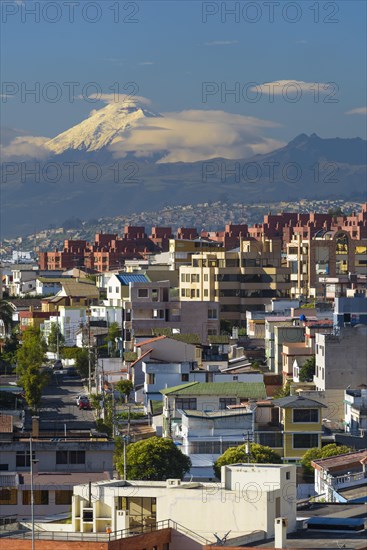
left=161, top=381, right=267, bottom=398
left=116, top=274, right=149, bottom=285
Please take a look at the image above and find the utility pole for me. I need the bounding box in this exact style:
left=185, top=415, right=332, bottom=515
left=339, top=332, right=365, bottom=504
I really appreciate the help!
left=56, top=305, right=59, bottom=360
left=87, top=303, right=92, bottom=395
left=30, top=436, right=35, bottom=550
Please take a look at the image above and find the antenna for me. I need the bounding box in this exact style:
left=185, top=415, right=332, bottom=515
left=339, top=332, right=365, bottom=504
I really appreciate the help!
left=213, top=531, right=231, bottom=546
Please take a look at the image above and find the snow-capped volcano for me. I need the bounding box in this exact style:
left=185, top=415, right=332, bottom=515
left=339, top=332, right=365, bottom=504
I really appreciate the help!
left=46, top=101, right=161, bottom=155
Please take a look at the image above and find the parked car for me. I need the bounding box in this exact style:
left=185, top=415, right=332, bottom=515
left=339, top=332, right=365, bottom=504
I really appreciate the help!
left=79, top=399, right=91, bottom=410
left=76, top=395, right=89, bottom=406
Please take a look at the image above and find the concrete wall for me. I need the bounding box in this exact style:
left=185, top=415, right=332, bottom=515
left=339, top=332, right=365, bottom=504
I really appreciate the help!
left=314, top=326, right=367, bottom=391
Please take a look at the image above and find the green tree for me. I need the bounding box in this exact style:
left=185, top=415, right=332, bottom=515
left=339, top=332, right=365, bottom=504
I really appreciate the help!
left=47, top=322, right=65, bottom=355
left=115, top=379, right=134, bottom=403
left=274, top=381, right=291, bottom=398
left=16, top=327, right=48, bottom=411
left=301, top=443, right=352, bottom=476
left=0, top=300, right=14, bottom=336
left=299, top=356, right=316, bottom=382
left=214, top=443, right=282, bottom=479
left=75, top=348, right=91, bottom=378
left=107, top=322, right=121, bottom=357
left=0, top=329, right=20, bottom=374
left=116, top=436, right=191, bottom=480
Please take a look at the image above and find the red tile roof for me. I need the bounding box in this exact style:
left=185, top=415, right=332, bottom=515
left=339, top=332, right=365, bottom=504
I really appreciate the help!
left=135, top=335, right=167, bottom=347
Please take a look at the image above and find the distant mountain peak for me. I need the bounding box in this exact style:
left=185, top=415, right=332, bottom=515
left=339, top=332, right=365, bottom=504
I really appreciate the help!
left=46, top=101, right=161, bottom=155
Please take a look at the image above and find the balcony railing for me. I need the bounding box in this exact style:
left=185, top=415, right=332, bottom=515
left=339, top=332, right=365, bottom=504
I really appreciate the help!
left=2, top=519, right=211, bottom=545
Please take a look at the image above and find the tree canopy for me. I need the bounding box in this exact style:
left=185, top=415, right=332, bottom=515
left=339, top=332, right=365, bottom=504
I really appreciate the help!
left=299, top=356, right=316, bottom=382
left=47, top=322, right=65, bottom=354
left=116, top=436, right=191, bottom=480
left=301, top=443, right=352, bottom=476
left=0, top=300, right=14, bottom=335
left=213, top=443, right=282, bottom=478
left=107, top=322, right=121, bottom=357
left=115, top=379, right=133, bottom=402
left=16, top=327, right=48, bottom=411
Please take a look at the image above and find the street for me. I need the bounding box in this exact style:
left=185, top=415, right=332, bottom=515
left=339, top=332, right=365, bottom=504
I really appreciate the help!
left=37, top=372, right=96, bottom=433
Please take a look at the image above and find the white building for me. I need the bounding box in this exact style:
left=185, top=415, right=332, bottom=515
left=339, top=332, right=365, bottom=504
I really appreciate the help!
left=71, top=463, right=297, bottom=543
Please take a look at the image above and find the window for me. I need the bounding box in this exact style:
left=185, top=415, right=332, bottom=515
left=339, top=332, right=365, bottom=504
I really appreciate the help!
left=219, top=398, right=237, bottom=410
left=293, top=409, right=319, bottom=423
left=56, top=450, right=85, bottom=465
left=181, top=273, right=185, bottom=283
left=69, top=451, right=85, bottom=465
left=16, top=451, right=35, bottom=468
left=138, top=288, right=148, bottom=298
left=176, top=398, right=197, bottom=410
left=0, top=488, right=17, bottom=505
left=181, top=289, right=186, bottom=297
left=55, top=490, right=73, bottom=505
left=286, top=472, right=290, bottom=480
left=204, top=289, right=208, bottom=297
left=293, top=434, right=319, bottom=449
left=204, top=274, right=208, bottom=282
left=23, top=490, right=49, bottom=505
left=0, top=464, right=9, bottom=471
left=208, top=308, right=217, bottom=319
left=152, top=289, right=158, bottom=302
left=181, top=374, right=189, bottom=382
left=56, top=450, right=68, bottom=464
left=147, top=373, right=155, bottom=385
left=108, top=286, right=112, bottom=293
left=185, top=274, right=190, bottom=283
left=258, top=433, right=283, bottom=448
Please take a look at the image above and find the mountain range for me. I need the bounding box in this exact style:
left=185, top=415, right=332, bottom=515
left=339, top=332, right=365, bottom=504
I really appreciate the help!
left=1, top=102, right=366, bottom=237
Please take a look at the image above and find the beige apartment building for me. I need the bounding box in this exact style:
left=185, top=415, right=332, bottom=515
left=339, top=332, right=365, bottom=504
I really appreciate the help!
left=179, top=239, right=291, bottom=324
left=286, top=230, right=367, bottom=300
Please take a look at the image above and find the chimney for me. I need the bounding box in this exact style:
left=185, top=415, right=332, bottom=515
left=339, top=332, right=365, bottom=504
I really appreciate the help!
left=274, top=517, right=288, bottom=549
left=32, top=416, right=40, bottom=438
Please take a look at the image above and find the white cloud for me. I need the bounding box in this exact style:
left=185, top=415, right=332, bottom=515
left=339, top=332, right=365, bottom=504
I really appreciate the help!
left=0, top=136, right=51, bottom=160
left=78, top=93, right=152, bottom=107
left=109, top=109, right=284, bottom=163
left=139, top=61, right=155, bottom=66
left=205, top=40, right=239, bottom=46
left=345, top=106, right=367, bottom=115
left=250, top=80, right=332, bottom=95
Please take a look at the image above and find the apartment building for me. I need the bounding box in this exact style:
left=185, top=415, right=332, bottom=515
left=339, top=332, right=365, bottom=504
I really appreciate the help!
left=106, top=274, right=220, bottom=350
left=286, top=230, right=367, bottom=299
left=179, top=239, right=291, bottom=324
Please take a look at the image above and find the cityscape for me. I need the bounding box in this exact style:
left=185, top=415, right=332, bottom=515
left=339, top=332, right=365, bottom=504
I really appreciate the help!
left=0, top=1, right=366, bottom=549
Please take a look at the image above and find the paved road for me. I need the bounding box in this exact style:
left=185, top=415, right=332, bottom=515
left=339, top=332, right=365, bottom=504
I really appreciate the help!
left=36, top=372, right=96, bottom=434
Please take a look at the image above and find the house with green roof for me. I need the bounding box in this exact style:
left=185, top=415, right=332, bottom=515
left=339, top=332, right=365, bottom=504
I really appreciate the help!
left=161, top=381, right=267, bottom=438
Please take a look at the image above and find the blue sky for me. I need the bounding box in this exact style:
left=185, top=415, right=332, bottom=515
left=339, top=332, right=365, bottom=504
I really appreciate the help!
left=1, top=0, right=366, bottom=145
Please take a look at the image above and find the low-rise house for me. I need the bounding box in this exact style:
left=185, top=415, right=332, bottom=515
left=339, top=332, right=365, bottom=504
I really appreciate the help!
left=312, top=449, right=367, bottom=503
left=161, top=381, right=267, bottom=438
left=71, top=463, right=297, bottom=542
left=178, top=408, right=254, bottom=456
left=35, top=277, right=65, bottom=296
left=0, top=418, right=114, bottom=518
left=272, top=395, right=325, bottom=461
left=344, top=388, right=367, bottom=436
